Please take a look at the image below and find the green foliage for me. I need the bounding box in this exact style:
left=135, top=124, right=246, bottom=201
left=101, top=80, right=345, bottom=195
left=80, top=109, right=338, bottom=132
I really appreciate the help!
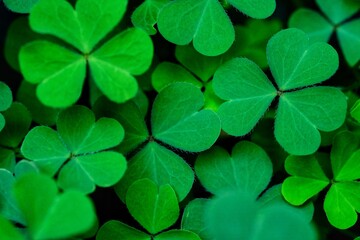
left=213, top=28, right=347, bottom=155
left=0, top=102, right=31, bottom=171
left=21, top=105, right=127, bottom=193
left=183, top=141, right=315, bottom=240
left=2, top=0, right=360, bottom=239
left=157, top=0, right=276, bottom=56
left=19, top=0, right=153, bottom=107
left=205, top=190, right=316, bottom=240
left=282, top=131, right=360, bottom=229
left=0, top=82, right=13, bottom=132
left=131, top=0, right=170, bottom=35
left=126, top=179, right=179, bottom=234
left=14, top=173, right=97, bottom=239
left=289, top=0, right=360, bottom=66
left=3, top=0, right=39, bottom=13
left=0, top=215, right=23, bottom=240
left=195, top=141, right=272, bottom=196
left=95, top=82, right=220, bottom=201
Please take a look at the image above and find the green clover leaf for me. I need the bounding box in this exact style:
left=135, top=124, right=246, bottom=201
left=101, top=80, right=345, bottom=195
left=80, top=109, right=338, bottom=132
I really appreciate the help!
left=20, top=105, right=127, bottom=193
left=289, top=0, right=360, bottom=66
left=181, top=199, right=212, bottom=240
left=97, top=220, right=151, bottom=240
left=157, top=0, right=275, bottom=56
left=13, top=173, right=97, bottom=239
left=154, top=230, right=201, bottom=240
left=195, top=141, right=272, bottom=197
left=19, top=0, right=153, bottom=107
left=96, top=220, right=201, bottom=240
left=205, top=190, right=316, bottom=240
left=131, top=0, right=170, bottom=35
left=126, top=179, right=179, bottom=234
left=0, top=82, right=13, bottom=133
left=96, top=179, right=200, bottom=240
left=185, top=141, right=314, bottom=239
left=0, top=216, right=23, bottom=240
left=282, top=131, right=360, bottom=229
left=0, top=102, right=31, bottom=171
left=3, top=0, right=39, bottom=13
left=213, top=28, right=346, bottom=155
left=94, top=83, right=220, bottom=201
left=0, top=169, right=24, bottom=225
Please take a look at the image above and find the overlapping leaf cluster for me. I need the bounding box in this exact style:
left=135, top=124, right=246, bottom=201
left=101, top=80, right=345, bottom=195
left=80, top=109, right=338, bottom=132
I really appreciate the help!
left=1, top=0, right=360, bottom=239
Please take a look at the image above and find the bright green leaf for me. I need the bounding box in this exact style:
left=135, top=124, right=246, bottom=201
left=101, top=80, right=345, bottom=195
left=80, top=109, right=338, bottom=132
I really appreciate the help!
left=89, top=28, right=153, bottom=103
left=195, top=141, right=272, bottom=197
left=152, top=83, right=220, bottom=152
left=13, top=173, right=97, bottom=239
left=57, top=105, right=124, bottom=154
left=282, top=155, right=330, bottom=205
left=96, top=221, right=150, bottom=240
left=337, top=19, right=360, bottom=66
left=275, top=87, right=347, bottom=155
left=267, top=28, right=339, bottom=91
left=212, top=58, right=276, bottom=136
left=30, top=0, right=127, bottom=53
left=58, top=151, right=126, bottom=192
left=21, top=126, right=70, bottom=176
left=0, top=216, right=23, bottom=240
left=131, top=0, right=170, bottom=35
left=3, top=0, right=39, bottom=13
left=157, top=0, right=234, bottom=56
left=227, top=0, right=276, bottom=19
left=21, top=106, right=126, bottom=193
left=115, top=142, right=194, bottom=202
left=126, top=179, right=179, bottom=234
left=19, top=40, right=86, bottom=107
left=155, top=230, right=201, bottom=240
left=288, top=9, right=333, bottom=43
left=316, top=0, right=359, bottom=25
left=324, top=182, right=360, bottom=229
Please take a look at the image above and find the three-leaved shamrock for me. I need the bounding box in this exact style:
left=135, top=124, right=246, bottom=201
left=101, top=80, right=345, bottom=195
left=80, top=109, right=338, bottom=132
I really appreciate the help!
left=289, top=0, right=360, bottom=66
left=21, top=105, right=127, bottom=193
left=94, top=82, right=221, bottom=202
left=182, top=141, right=315, bottom=240
left=213, top=28, right=347, bottom=155
left=20, top=0, right=153, bottom=108
left=157, top=0, right=276, bottom=56
left=282, top=131, right=360, bottom=229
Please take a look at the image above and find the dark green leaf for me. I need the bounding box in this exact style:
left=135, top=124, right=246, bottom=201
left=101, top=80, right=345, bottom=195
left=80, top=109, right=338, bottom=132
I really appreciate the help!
left=126, top=179, right=179, bottom=234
